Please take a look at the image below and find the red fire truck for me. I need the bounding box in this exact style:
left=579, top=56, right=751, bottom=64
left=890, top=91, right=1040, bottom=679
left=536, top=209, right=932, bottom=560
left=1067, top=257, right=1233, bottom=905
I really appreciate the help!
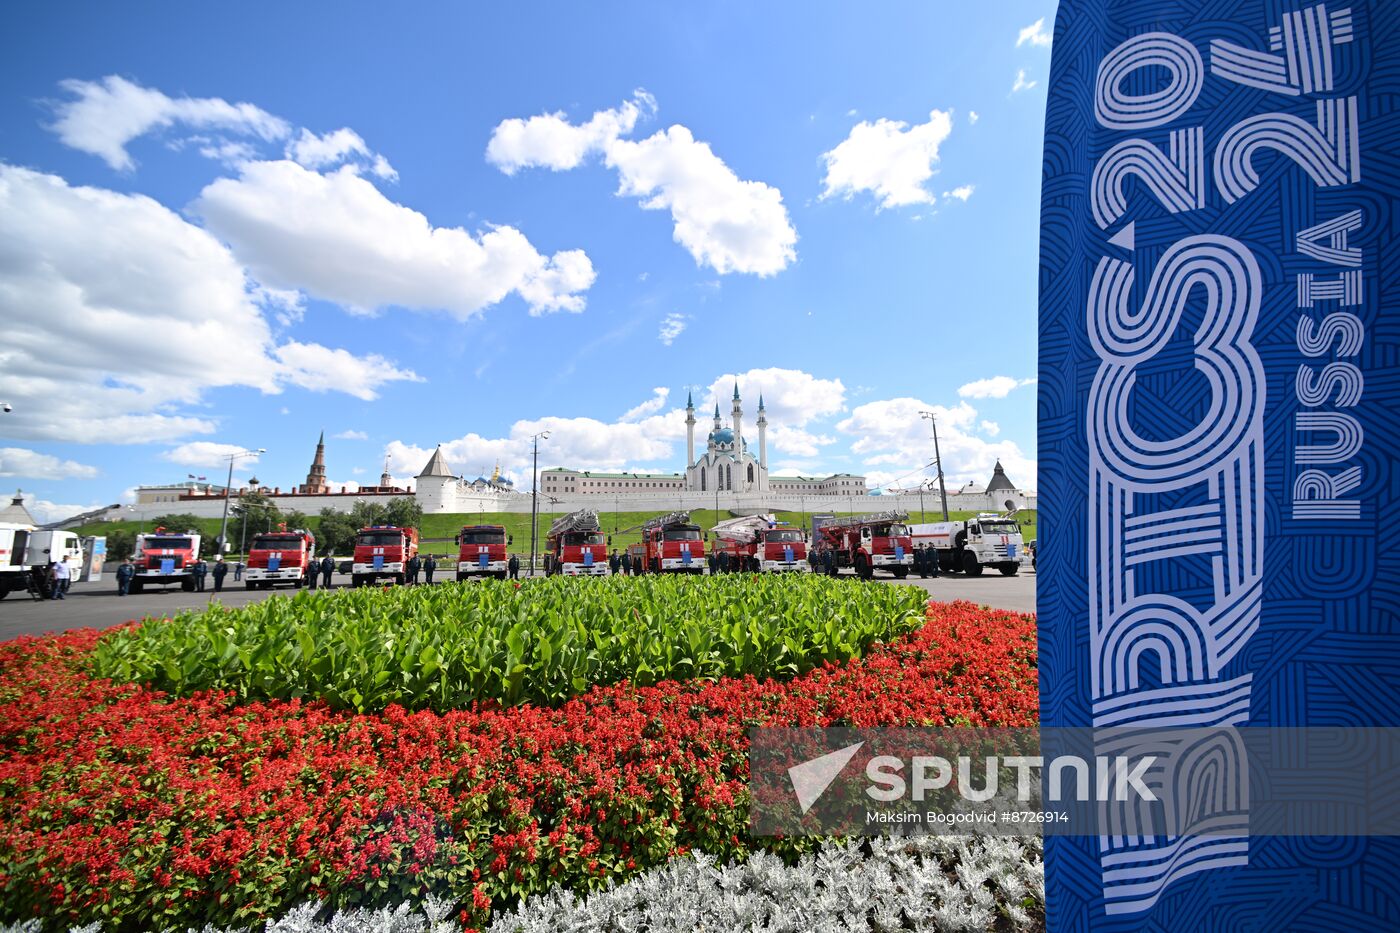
left=244, top=525, right=317, bottom=590
left=544, top=509, right=609, bottom=576
left=635, top=510, right=705, bottom=575
left=351, top=525, right=419, bottom=587
left=711, top=514, right=810, bottom=573
left=130, top=527, right=202, bottom=593
left=456, top=524, right=511, bottom=580
left=811, top=510, right=913, bottom=580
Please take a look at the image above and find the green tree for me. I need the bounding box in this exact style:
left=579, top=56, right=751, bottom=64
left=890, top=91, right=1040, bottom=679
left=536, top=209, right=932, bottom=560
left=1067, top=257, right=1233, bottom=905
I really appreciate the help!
left=383, top=496, right=424, bottom=530
left=148, top=513, right=204, bottom=532
left=104, top=528, right=136, bottom=562
left=316, top=509, right=358, bottom=557
left=282, top=510, right=312, bottom=531
left=230, top=492, right=282, bottom=556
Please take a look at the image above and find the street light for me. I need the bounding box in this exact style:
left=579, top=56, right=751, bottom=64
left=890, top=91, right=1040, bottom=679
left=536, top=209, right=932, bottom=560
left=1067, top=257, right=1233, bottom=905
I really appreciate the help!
left=217, top=449, right=265, bottom=557
left=918, top=412, right=950, bottom=521
left=238, top=476, right=260, bottom=558
left=529, top=431, right=550, bottom=577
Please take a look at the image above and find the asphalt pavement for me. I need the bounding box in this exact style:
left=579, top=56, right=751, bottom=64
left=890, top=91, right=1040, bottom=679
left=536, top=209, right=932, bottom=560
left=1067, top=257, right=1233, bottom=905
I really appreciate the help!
left=0, top=568, right=1036, bottom=642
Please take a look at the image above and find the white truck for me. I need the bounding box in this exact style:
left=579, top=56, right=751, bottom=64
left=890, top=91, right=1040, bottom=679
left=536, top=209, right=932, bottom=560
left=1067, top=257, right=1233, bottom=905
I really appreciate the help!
left=0, top=528, right=86, bottom=598
left=911, top=513, right=1024, bottom=577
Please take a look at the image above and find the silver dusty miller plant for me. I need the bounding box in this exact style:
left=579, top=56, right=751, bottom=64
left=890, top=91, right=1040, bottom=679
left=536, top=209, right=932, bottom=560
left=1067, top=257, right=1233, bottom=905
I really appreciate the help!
left=3, top=837, right=1044, bottom=933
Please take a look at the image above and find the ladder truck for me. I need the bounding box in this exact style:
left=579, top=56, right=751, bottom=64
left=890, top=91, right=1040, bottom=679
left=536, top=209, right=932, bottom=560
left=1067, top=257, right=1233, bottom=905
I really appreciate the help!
left=810, top=510, right=913, bottom=580
left=544, top=509, right=609, bottom=576
left=711, top=514, right=809, bottom=574
left=456, top=524, right=511, bottom=581
left=911, top=513, right=1024, bottom=577
left=636, top=510, right=705, bottom=575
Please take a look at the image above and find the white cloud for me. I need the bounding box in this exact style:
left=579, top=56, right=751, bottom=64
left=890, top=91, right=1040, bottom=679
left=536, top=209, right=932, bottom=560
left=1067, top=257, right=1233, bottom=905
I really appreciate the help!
left=969, top=111, right=980, bottom=125
left=194, top=160, right=595, bottom=318
left=981, top=420, right=1001, bottom=436
left=285, top=127, right=397, bottom=180
left=19, top=493, right=108, bottom=525
left=820, top=109, right=955, bottom=210
left=0, top=165, right=419, bottom=444
left=486, top=90, right=654, bottom=174
left=836, top=397, right=1036, bottom=491
left=764, top=425, right=836, bottom=457
left=48, top=75, right=290, bottom=171
left=701, top=369, right=846, bottom=445
left=1016, top=18, right=1052, bottom=48
left=957, top=376, right=1036, bottom=399
left=620, top=387, right=670, bottom=422
left=161, top=442, right=263, bottom=469
left=274, top=341, right=421, bottom=400
left=334, top=429, right=369, bottom=441
left=943, top=185, right=975, bottom=202
left=1012, top=70, right=1038, bottom=94
left=0, top=447, right=100, bottom=480
left=488, top=94, right=797, bottom=276
left=658, top=312, right=688, bottom=345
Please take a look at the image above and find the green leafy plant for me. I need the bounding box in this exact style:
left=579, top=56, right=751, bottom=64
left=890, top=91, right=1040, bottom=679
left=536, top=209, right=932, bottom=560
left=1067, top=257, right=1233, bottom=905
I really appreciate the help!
left=92, top=575, right=929, bottom=712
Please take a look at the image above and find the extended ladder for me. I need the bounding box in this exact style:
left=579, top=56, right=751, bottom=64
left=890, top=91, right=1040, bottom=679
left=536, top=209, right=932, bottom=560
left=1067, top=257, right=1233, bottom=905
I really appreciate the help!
left=548, top=508, right=600, bottom=537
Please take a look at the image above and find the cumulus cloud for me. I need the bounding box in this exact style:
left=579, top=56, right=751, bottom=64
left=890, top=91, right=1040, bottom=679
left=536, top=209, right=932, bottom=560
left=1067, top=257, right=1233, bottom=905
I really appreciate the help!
left=0, top=165, right=419, bottom=444
left=18, top=492, right=108, bottom=525
left=1017, top=18, right=1052, bottom=48
left=1012, top=70, right=1038, bottom=94
left=820, top=109, right=955, bottom=210
left=969, top=111, right=980, bottom=125
left=47, top=75, right=290, bottom=171
left=957, top=376, right=1036, bottom=399
left=658, top=313, right=688, bottom=346
left=160, top=442, right=263, bottom=469
left=0, top=447, right=100, bottom=480
left=836, top=397, right=1036, bottom=490
left=334, top=429, right=369, bottom=441
left=943, top=184, right=975, bottom=202
left=981, top=420, right=1001, bottom=436
left=488, top=93, right=797, bottom=276
left=620, top=387, right=670, bottom=423
left=194, top=160, right=595, bottom=318
left=274, top=341, right=422, bottom=400
left=285, top=127, right=397, bottom=180
left=699, top=368, right=847, bottom=456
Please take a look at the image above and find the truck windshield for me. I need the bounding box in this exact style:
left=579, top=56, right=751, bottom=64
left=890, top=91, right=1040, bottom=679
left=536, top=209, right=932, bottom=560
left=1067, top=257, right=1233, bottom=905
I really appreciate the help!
left=459, top=531, right=505, bottom=545
left=357, top=532, right=403, bottom=547
left=566, top=532, right=607, bottom=546
left=978, top=521, right=1020, bottom=535
left=765, top=530, right=803, bottom=543
left=251, top=535, right=303, bottom=549
left=876, top=524, right=909, bottom=538
left=142, top=537, right=192, bottom=550
left=664, top=527, right=702, bottom=541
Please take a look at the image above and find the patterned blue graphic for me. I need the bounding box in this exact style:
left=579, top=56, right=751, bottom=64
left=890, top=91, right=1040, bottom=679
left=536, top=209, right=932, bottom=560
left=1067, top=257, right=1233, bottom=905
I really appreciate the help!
left=1039, top=1, right=1400, bottom=928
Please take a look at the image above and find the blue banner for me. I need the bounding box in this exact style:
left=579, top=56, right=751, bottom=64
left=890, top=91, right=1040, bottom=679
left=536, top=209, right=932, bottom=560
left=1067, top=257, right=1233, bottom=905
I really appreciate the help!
left=1039, top=1, right=1400, bottom=928
left=159, top=558, right=173, bottom=575
left=268, top=555, right=280, bottom=572
left=479, top=552, right=490, bottom=568
left=372, top=555, right=384, bottom=571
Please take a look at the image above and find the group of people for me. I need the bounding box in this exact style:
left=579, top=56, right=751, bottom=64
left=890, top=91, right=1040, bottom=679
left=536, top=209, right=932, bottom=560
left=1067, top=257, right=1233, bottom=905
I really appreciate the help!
left=607, top=549, right=640, bottom=575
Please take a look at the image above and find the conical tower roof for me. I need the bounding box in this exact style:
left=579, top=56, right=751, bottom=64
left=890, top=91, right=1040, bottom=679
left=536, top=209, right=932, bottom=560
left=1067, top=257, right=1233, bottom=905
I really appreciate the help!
left=0, top=489, right=36, bottom=527
left=417, top=445, right=456, bottom=478
left=985, top=460, right=1016, bottom=494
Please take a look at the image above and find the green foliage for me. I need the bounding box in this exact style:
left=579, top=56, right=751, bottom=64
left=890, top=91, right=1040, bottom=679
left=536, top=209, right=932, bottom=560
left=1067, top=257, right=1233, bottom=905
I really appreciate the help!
left=103, top=528, right=136, bottom=562
left=316, top=508, right=358, bottom=557
left=147, top=512, right=206, bottom=533
left=229, top=491, right=282, bottom=553
left=91, top=575, right=929, bottom=713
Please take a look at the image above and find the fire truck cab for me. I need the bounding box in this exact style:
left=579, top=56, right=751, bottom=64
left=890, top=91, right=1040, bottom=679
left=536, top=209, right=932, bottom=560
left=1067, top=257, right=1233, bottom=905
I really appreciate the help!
left=351, top=525, right=419, bottom=587
left=131, top=527, right=201, bottom=593
left=457, top=524, right=510, bottom=580
left=811, top=511, right=913, bottom=580
left=244, top=527, right=317, bottom=589
left=544, top=510, right=609, bottom=576
left=637, top=511, right=705, bottom=574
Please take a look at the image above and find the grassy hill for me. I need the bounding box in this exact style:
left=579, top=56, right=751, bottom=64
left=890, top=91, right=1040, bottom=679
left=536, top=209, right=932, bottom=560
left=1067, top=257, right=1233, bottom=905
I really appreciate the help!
left=74, top=508, right=1037, bottom=559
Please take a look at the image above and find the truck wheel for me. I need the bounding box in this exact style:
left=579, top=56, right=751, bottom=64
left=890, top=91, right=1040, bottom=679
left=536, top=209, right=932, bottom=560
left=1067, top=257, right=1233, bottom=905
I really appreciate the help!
left=962, top=553, right=984, bottom=576
left=351, top=575, right=363, bottom=588
left=892, top=568, right=908, bottom=579
left=294, top=576, right=305, bottom=588
left=999, top=563, right=1019, bottom=577
left=395, top=574, right=405, bottom=586
left=0, top=585, right=9, bottom=600
left=129, top=580, right=143, bottom=594
left=182, top=577, right=195, bottom=592
left=245, top=581, right=255, bottom=590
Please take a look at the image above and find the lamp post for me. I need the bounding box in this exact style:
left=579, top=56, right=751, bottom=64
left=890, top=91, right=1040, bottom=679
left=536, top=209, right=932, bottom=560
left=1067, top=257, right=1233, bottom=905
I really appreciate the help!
left=918, top=412, right=950, bottom=521
left=237, top=476, right=259, bottom=559
left=217, top=449, right=264, bottom=556
left=529, top=431, right=549, bottom=577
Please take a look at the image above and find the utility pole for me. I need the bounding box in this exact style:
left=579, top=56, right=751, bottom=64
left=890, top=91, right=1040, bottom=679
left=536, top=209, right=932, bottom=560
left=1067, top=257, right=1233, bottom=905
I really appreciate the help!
left=529, top=431, right=549, bottom=577
left=217, top=448, right=265, bottom=556
left=919, top=411, right=950, bottom=521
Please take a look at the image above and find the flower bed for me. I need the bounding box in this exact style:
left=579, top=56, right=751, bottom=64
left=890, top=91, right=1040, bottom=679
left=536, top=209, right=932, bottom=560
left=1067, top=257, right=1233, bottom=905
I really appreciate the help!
left=0, top=601, right=1037, bottom=931
left=91, top=575, right=930, bottom=711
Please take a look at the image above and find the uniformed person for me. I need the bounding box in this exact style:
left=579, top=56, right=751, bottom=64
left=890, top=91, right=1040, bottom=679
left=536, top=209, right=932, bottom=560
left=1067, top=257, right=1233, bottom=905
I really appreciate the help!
left=115, top=559, right=135, bottom=596
left=212, top=558, right=229, bottom=592
left=424, top=554, right=437, bottom=585
left=508, top=554, right=520, bottom=579
left=406, top=554, right=421, bottom=585
left=321, top=555, right=335, bottom=589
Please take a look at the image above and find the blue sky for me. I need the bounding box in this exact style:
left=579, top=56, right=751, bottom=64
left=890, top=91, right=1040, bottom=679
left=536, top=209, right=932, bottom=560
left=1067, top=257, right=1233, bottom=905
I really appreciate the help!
left=0, top=1, right=1052, bottom=521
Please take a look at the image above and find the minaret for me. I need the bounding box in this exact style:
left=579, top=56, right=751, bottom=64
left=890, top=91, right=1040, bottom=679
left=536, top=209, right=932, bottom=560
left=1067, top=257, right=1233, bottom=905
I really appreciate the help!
left=713, top=402, right=722, bottom=433
left=757, top=393, right=768, bottom=489
left=731, top=382, right=743, bottom=457
left=301, top=430, right=329, bottom=494
left=685, top=390, right=696, bottom=469
left=379, top=456, right=393, bottom=488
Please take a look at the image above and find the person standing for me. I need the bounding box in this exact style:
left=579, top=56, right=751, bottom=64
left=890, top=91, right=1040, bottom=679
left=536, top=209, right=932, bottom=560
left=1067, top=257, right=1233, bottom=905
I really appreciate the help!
left=424, top=554, right=437, bottom=585
left=50, top=559, right=70, bottom=600
left=609, top=549, right=620, bottom=575
left=234, top=559, right=244, bottom=582
left=406, top=554, right=421, bottom=585
left=718, top=550, right=730, bottom=575
left=306, top=558, right=319, bottom=590
left=620, top=551, right=631, bottom=577
left=115, top=558, right=134, bottom=596
left=212, top=558, right=228, bottom=593
left=321, top=554, right=335, bottom=590
left=508, top=553, right=520, bottom=579
left=193, top=557, right=208, bottom=592
left=823, top=548, right=835, bottom=577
